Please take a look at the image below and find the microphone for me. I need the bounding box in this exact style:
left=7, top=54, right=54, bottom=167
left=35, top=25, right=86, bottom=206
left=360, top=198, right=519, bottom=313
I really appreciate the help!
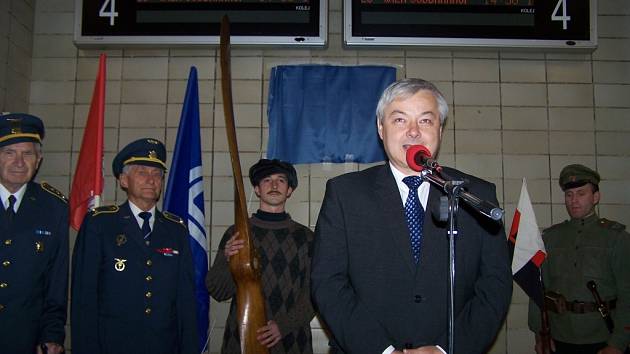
left=406, top=145, right=441, bottom=172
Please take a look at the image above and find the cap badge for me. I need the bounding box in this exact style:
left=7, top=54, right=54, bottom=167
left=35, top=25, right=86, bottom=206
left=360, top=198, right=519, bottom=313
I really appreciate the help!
left=9, top=118, right=22, bottom=134
left=147, top=139, right=159, bottom=145
left=148, top=150, right=157, bottom=159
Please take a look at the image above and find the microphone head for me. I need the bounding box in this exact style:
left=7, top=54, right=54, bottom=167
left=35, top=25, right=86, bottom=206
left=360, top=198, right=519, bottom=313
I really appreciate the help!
left=406, top=145, right=432, bottom=172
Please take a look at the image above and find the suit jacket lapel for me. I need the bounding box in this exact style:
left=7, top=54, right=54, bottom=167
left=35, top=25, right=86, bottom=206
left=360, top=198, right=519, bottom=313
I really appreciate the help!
left=151, top=210, right=168, bottom=246
left=13, top=182, right=39, bottom=226
left=418, top=183, right=448, bottom=274
left=373, top=165, right=418, bottom=275
left=120, top=202, right=148, bottom=252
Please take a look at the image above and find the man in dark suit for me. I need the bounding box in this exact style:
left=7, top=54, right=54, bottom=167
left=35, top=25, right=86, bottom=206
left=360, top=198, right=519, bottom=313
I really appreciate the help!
left=0, top=113, right=68, bottom=354
left=71, top=138, right=199, bottom=354
left=311, top=78, right=512, bottom=354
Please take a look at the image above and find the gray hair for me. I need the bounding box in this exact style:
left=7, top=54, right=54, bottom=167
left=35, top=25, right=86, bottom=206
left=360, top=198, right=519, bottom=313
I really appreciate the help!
left=376, top=78, right=449, bottom=125
left=121, top=164, right=132, bottom=175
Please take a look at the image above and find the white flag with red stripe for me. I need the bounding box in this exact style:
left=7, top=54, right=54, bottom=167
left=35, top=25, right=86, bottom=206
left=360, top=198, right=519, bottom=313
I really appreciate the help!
left=508, top=178, right=547, bottom=308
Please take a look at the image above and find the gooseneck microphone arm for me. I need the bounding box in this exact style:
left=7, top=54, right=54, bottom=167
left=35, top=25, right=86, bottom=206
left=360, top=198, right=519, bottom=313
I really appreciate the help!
left=422, top=169, right=504, bottom=221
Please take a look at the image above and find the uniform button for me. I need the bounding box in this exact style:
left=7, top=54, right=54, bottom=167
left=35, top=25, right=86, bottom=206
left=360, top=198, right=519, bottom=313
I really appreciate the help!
left=145, top=275, right=153, bottom=282
left=414, top=295, right=423, bottom=303
left=3, top=240, right=11, bottom=246
left=145, top=308, right=152, bottom=315
left=2, top=261, right=10, bottom=267
left=145, top=291, right=152, bottom=298
left=0, top=282, right=7, bottom=288
left=0, top=304, right=4, bottom=311
left=146, top=259, right=152, bottom=267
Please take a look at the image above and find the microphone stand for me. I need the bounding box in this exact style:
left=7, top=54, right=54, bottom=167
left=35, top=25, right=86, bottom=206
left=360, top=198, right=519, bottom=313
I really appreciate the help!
left=420, top=168, right=504, bottom=354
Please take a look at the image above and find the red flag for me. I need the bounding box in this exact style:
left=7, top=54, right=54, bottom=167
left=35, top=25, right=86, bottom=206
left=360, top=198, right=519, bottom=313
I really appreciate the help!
left=69, top=54, right=106, bottom=230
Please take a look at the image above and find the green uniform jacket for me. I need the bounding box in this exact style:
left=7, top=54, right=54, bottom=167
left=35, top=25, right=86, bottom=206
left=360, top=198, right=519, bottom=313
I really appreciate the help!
left=528, top=213, right=630, bottom=351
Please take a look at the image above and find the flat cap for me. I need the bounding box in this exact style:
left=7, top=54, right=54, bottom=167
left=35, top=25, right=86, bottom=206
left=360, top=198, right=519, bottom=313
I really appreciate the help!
left=249, top=159, right=298, bottom=189
left=0, top=113, right=45, bottom=148
left=559, top=164, right=600, bottom=191
left=112, top=138, right=167, bottom=178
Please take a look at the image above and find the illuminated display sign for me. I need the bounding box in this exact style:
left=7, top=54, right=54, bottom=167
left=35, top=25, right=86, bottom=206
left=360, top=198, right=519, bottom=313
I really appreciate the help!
left=75, top=0, right=327, bottom=47
left=344, top=0, right=596, bottom=50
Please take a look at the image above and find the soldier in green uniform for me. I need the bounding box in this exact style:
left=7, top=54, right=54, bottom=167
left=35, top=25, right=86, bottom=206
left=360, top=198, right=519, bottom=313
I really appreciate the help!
left=528, top=164, right=630, bottom=354
left=71, top=138, right=199, bottom=354
left=0, top=113, right=68, bottom=354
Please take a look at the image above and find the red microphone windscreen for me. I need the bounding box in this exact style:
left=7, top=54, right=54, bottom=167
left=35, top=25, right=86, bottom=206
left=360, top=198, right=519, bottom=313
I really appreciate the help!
left=406, top=145, right=432, bottom=172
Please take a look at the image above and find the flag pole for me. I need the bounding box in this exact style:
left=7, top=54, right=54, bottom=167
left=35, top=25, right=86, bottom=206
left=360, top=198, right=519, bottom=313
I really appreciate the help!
left=539, top=275, right=552, bottom=354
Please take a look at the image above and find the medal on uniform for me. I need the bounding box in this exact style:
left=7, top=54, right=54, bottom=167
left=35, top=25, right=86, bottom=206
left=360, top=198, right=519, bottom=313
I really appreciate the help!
left=116, top=234, right=127, bottom=246
left=114, top=258, right=127, bottom=272
left=35, top=241, right=44, bottom=253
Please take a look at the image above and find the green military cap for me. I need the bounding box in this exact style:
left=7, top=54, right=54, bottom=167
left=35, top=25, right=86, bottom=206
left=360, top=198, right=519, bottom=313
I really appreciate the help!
left=112, top=138, right=167, bottom=178
left=559, top=164, right=600, bottom=191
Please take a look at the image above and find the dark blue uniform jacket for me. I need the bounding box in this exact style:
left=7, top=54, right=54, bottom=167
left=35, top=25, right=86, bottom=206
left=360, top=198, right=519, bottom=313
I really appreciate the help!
left=0, top=181, right=69, bottom=354
left=71, top=202, right=198, bottom=354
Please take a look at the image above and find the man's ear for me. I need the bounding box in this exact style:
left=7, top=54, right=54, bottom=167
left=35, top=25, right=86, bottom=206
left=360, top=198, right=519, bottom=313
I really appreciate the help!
left=377, top=119, right=383, bottom=140
left=593, top=190, right=601, bottom=205
left=286, top=187, right=294, bottom=198
left=119, top=174, right=128, bottom=189
left=253, top=185, right=261, bottom=198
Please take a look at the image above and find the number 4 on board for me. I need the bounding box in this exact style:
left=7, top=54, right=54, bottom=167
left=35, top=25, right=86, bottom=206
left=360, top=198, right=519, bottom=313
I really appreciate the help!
left=551, top=0, right=571, bottom=30
left=99, top=0, right=118, bottom=27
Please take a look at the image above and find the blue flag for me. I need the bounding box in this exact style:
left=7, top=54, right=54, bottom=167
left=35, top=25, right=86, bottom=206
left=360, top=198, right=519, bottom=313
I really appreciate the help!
left=267, top=65, right=396, bottom=164
left=164, top=66, right=209, bottom=352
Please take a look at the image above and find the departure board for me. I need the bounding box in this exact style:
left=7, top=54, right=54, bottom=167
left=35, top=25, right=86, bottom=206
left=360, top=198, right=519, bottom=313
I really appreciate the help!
left=74, top=0, right=327, bottom=47
left=344, top=0, right=596, bottom=50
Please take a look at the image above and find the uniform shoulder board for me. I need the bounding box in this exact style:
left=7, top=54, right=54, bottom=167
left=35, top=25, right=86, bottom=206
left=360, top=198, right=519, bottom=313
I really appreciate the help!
left=598, top=218, right=626, bottom=232
left=92, top=205, right=119, bottom=216
left=163, top=211, right=186, bottom=228
left=41, top=182, right=68, bottom=203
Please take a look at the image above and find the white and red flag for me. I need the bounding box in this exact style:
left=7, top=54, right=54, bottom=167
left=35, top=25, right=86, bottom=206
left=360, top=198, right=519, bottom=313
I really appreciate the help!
left=508, top=178, right=547, bottom=308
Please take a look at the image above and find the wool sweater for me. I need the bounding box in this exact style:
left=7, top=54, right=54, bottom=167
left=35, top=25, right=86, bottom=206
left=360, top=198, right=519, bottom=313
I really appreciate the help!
left=207, top=211, right=315, bottom=353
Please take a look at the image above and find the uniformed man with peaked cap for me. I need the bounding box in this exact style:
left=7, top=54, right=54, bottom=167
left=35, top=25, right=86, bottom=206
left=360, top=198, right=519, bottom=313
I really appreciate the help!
left=71, top=138, right=199, bottom=354
left=0, top=113, right=69, bottom=354
left=529, top=164, right=630, bottom=354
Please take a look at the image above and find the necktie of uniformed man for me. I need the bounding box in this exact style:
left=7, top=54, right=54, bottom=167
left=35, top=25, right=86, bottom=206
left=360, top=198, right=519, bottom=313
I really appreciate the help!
left=402, top=176, right=424, bottom=263
left=5, top=195, right=16, bottom=225
left=139, top=211, right=152, bottom=244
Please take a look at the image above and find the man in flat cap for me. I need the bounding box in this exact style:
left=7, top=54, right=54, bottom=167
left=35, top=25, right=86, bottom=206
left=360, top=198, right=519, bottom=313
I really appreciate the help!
left=0, top=113, right=68, bottom=354
left=529, top=164, right=630, bottom=354
left=207, top=158, right=315, bottom=353
left=71, top=138, right=199, bottom=354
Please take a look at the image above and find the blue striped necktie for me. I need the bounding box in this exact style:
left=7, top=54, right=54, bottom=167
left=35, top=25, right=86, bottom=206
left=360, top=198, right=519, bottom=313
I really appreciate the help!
left=402, top=176, right=424, bottom=263
left=139, top=211, right=152, bottom=244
